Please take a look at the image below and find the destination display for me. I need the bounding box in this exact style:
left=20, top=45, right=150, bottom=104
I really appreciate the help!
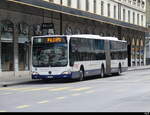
left=33, top=37, right=66, bottom=44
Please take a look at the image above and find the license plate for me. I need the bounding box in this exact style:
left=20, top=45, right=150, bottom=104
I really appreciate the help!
left=47, top=76, right=53, bottom=79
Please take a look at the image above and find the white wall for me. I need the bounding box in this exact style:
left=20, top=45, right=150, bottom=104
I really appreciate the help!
left=52, top=0, right=146, bottom=27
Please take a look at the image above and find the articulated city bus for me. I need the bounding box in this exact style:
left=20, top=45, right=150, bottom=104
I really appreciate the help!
left=31, top=35, right=128, bottom=81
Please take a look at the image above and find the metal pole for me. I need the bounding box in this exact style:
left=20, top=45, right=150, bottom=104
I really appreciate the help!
left=60, top=0, right=63, bottom=35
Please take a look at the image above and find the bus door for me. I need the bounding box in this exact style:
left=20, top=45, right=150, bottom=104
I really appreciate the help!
left=105, top=40, right=111, bottom=74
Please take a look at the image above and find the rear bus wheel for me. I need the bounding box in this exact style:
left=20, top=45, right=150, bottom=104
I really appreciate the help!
left=118, top=66, right=122, bottom=75
left=100, top=67, right=104, bottom=78
left=78, top=69, right=84, bottom=81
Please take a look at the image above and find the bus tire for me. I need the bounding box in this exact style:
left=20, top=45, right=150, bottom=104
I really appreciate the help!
left=116, top=64, right=122, bottom=76
left=100, top=66, right=104, bottom=78
left=118, top=64, right=122, bottom=75
left=78, top=68, right=84, bottom=81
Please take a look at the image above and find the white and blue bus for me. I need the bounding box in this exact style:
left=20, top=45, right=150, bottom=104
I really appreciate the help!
left=31, top=35, right=128, bottom=81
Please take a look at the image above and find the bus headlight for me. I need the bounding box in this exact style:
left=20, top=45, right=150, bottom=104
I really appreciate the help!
left=32, top=72, right=39, bottom=75
left=62, top=71, right=71, bottom=75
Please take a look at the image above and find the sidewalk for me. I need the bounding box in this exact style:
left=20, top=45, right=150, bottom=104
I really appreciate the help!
left=128, top=65, right=150, bottom=71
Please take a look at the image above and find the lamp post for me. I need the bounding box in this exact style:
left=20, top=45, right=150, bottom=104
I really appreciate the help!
left=60, top=0, right=63, bottom=35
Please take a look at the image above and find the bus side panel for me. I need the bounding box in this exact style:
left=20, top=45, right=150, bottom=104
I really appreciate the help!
left=71, top=60, right=106, bottom=78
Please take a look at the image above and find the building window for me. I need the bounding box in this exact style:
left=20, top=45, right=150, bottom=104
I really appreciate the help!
left=18, top=23, right=30, bottom=71
left=141, top=15, right=144, bottom=26
left=101, top=1, right=104, bottom=16
left=77, top=0, right=80, bottom=9
left=137, top=14, right=140, bottom=25
left=128, top=0, right=132, bottom=4
left=49, top=0, right=53, bottom=2
left=94, top=0, right=97, bottom=13
left=114, top=5, right=116, bottom=19
left=1, top=20, right=14, bottom=71
left=133, top=12, right=135, bottom=24
left=67, top=0, right=71, bottom=7
left=141, top=1, right=145, bottom=8
left=133, top=0, right=136, bottom=5
left=128, top=10, right=130, bottom=23
left=107, top=3, right=110, bottom=17
left=86, top=0, right=89, bottom=11
left=123, top=9, right=126, bottom=21
left=137, top=0, right=140, bottom=7
left=131, top=39, right=136, bottom=66
left=118, top=4, right=121, bottom=20
left=1, top=43, right=14, bottom=71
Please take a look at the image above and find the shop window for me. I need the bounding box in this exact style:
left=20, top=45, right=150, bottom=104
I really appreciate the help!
left=1, top=20, right=14, bottom=71
left=18, top=23, right=30, bottom=71
left=131, top=39, right=136, bottom=66
left=1, top=43, right=14, bottom=71
left=140, top=40, right=144, bottom=65
left=136, top=39, right=140, bottom=66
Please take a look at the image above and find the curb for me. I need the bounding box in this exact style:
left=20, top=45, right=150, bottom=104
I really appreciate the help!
left=128, top=66, right=150, bottom=71
left=0, top=79, right=37, bottom=88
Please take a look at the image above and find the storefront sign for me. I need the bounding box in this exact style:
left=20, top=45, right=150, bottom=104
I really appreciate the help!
left=1, top=20, right=13, bottom=41
left=42, top=23, right=55, bottom=35
left=42, top=23, right=54, bottom=29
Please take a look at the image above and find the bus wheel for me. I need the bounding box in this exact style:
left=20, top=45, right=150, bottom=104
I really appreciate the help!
left=100, top=67, right=104, bottom=78
left=78, top=69, right=84, bottom=81
left=118, top=65, right=122, bottom=75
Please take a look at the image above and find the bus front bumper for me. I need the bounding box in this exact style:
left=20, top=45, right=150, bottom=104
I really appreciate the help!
left=32, top=74, right=72, bottom=80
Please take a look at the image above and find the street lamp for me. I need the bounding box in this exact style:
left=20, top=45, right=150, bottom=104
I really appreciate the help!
left=60, top=0, right=63, bottom=35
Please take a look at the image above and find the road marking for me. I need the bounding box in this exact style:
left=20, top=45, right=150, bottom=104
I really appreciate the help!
left=0, top=110, right=7, bottom=112
left=3, top=92, right=13, bottom=95
left=16, top=105, right=30, bottom=109
left=56, top=96, right=66, bottom=100
left=50, top=87, right=71, bottom=92
left=37, top=100, right=49, bottom=104
left=71, top=93, right=81, bottom=96
left=0, top=88, right=14, bottom=90
left=0, top=92, right=13, bottom=96
left=11, top=87, right=34, bottom=91
left=71, top=87, right=92, bottom=92
left=84, top=90, right=95, bottom=94
left=22, top=87, right=53, bottom=92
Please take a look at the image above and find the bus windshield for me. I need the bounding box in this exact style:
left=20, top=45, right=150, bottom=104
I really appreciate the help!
left=32, top=37, right=68, bottom=67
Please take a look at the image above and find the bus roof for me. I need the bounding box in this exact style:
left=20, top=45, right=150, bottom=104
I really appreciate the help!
left=33, top=34, right=126, bottom=42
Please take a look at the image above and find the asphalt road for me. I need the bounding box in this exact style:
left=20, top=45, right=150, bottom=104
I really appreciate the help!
left=0, top=70, right=150, bottom=112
